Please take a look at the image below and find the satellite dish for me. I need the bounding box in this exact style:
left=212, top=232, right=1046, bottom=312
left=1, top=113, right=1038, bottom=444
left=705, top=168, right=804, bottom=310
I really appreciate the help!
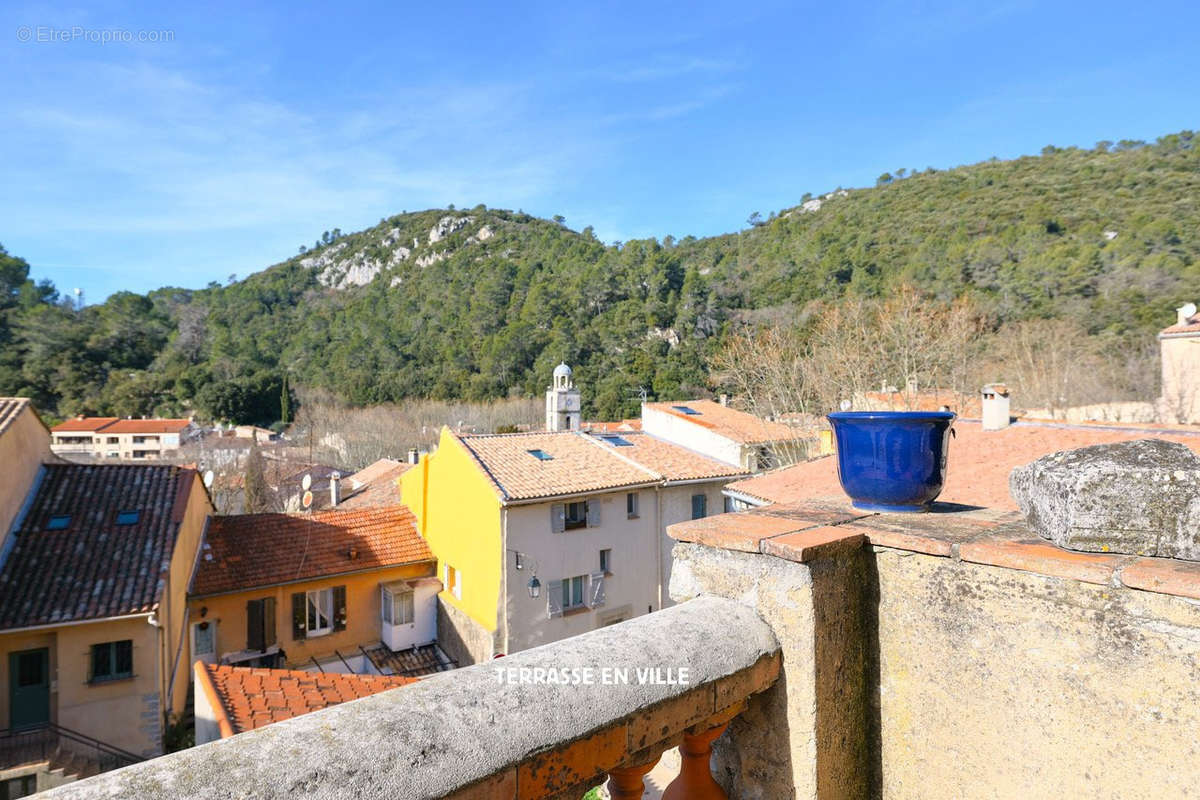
left=1182, top=302, right=1197, bottom=320
left=203, top=470, right=215, bottom=488
left=839, top=399, right=853, bottom=412
left=302, top=490, right=314, bottom=509
left=301, top=473, right=312, bottom=491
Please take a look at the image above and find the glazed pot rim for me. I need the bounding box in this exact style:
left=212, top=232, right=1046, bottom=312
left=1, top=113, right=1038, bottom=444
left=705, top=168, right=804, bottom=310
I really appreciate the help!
left=827, top=411, right=957, bottom=421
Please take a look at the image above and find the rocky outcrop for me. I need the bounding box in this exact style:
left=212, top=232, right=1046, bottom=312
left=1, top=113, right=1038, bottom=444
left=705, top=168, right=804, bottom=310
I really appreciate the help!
left=428, top=215, right=473, bottom=244
left=1010, top=439, right=1200, bottom=560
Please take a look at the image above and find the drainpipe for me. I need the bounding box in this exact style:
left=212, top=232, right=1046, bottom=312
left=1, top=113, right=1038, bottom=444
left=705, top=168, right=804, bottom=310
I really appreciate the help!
left=655, top=487, right=664, bottom=610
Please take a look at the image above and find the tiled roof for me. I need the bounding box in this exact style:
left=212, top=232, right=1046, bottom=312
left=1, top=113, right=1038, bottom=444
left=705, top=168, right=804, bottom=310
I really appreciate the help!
left=0, top=397, right=32, bottom=437
left=454, top=431, right=661, bottom=502
left=99, top=418, right=192, bottom=434
left=196, top=663, right=417, bottom=737
left=337, top=460, right=412, bottom=510
left=643, top=400, right=809, bottom=444
left=0, top=464, right=197, bottom=629
left=725, top=419, right=1200, bottom=511
left=191, top=506, right=433, bottom=597
left=589, top=432, right=748, bottom=482
left=1160, top=311, right=1200, bottom=335
left=50, top=416, right=119, bottom=433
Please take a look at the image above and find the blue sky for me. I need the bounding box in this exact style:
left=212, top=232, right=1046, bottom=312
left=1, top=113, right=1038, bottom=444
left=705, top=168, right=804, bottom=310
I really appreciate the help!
left=3, top=0, right=1199, bottom=302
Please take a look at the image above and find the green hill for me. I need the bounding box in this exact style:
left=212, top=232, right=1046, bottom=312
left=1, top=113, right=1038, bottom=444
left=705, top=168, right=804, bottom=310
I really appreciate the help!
left=2, top=131, right=1197, bottom=424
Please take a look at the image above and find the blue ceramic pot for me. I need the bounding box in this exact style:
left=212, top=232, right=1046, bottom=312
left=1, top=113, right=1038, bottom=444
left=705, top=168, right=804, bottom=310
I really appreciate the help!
left=826, top=411, right=956, bottom=512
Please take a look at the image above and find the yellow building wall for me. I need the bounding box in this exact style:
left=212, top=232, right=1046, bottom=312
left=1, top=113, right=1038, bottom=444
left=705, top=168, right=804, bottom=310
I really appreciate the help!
left=161, top=472, right=213, bottom=720
left=0, top=404, right=53, bottom=540
left=400, top=427, right=503, bottom=631
left=0, top=617, right=164, bottom=758
left=188, top=562, right=434, bottom=669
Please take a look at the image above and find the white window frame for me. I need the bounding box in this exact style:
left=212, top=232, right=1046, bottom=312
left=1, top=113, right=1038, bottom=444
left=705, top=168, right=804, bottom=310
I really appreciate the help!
left=306, top=588, right=334, bottom=637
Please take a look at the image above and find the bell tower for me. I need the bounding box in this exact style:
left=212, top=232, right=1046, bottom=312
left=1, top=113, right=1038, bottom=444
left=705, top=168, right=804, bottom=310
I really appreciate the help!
left=545, top=362, right=581, bottom=431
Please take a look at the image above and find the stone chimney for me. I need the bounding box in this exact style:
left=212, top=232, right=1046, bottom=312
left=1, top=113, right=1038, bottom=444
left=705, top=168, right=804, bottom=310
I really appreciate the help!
left=329, top=471, right=341, bottom=507
left=981, top=384, right=1011, bottom=431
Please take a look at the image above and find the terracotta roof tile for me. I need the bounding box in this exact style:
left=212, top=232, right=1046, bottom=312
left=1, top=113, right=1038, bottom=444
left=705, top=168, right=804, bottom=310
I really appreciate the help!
left=643, top=400, right=809, bottom=444
left=337, top=460, right=412, bottom=510
left=454, top=429, right=743, bottom=502
left=726, top=419, right=1200, bottom=510
left=191, top=506, right=433, bottom=597
left=99, top=418, right=193, bottom=434
left=0, top=464, right=199, bottom=629
left=197, top=663, right=417, bottom=736
left=50, top=416, right=119, bottom=433
left=587, top=432, right=748, bottom=482
left=455, top=431, right=659, bottom=501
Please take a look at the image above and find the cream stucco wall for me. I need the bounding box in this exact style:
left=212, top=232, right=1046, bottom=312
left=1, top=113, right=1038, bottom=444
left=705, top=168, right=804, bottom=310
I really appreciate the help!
left=1160, top=335, right=1200, bottom=422
left=502, top=490, right=661, bottom=653
left=0, top=404, right=52, bottom=542
left=640, top=405, right=748, bottom=468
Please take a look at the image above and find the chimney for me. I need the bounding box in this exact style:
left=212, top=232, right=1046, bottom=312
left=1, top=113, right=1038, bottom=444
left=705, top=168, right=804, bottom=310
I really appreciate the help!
left=719, top=394, right=729, bottom=407
left=1177, top=302, right=1197, bottom=326
left=407, top=448, right=419, bottom=465
left=981, top=384, right=1012, bottom=431
left=329, top=471, right=341, bottom=507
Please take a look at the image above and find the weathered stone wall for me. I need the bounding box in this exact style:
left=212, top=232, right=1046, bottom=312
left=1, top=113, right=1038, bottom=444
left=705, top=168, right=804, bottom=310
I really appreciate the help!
left=671, top=542, right=872, bottom=799
left=672, top=538, right=1200, bottom=800
left=872, top=548, right=1200, bottom=800
left=437, top=595, right=493, bottom=666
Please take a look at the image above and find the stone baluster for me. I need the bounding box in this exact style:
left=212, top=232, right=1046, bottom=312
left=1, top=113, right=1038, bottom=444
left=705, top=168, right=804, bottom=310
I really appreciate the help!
left=661, top=724, right=728, bottom=800
left=606, top=756, right=660, bottom=800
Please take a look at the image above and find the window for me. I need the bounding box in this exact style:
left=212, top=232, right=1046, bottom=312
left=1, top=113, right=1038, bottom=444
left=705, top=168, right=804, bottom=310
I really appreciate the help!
left=444, top=564, right=462, bottom=600
left=626, top=492, right=639, bottom=519
left=562, top=575, right=586, bottom=610
left=565, top=501, right=588, bottom=530
left=600, top=549, right=612, bottom=574
left=306, top=589, right=334, bottom=636
left=90, top=640, right=133, bottom=682
left=193, top=621, right=216, bottom=657
left=382, top=587, right=414, bottom=625
left=527, top=449, right=554, bottom=461
left=116, top=510, right=140, bottom=526
left=724, top=495, right=735, bottom=513
left=691, top=493, right=708, bottom=520
left=600, top=435, right=633, bottom=447
left=246, top=598, right=276, bottom=651
left=107, top=436, right=119, bottom=444
left=756, top=446, right=778, bottom=470
left=46, top=515, right=70, bottom=531
left=671, top=405, right=701, bottom=415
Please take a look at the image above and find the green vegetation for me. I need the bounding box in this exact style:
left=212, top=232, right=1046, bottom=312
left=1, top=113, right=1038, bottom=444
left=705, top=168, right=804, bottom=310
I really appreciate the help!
left=1, top=131, right=1197, bottom=423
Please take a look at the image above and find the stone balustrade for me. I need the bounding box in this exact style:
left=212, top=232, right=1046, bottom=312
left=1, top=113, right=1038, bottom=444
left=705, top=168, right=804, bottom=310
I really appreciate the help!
left=45, top=596, right=780, bottom=800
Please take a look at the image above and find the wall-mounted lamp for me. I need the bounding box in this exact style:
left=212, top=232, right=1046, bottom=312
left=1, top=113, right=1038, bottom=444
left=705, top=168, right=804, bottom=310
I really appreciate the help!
left=527, top=576, right=542, bottom=599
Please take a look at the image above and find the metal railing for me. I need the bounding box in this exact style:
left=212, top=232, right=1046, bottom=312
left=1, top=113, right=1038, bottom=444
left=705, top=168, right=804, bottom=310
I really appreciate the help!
left=0, top=722, right=144, bottom=776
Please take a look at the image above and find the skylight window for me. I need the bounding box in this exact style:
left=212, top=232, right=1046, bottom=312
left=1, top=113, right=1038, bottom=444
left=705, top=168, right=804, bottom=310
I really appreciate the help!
left=600, top=435, right=634, bottom=447
left=672, top=405, right=701, bottom=415
left=46, top=515, right=70, bottom=530
left=527, top=449, right=554, bottom=461
left=116, top=510, right=140, bottom=526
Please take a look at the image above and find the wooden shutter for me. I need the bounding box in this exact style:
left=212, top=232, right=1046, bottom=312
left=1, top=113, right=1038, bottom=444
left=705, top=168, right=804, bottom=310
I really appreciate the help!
left=246, top=599, right=264, bottom=651
left=589, top=572, right=606, bottom=608
left=547, top=580, right=563, bottom=618
left=332, top=585, right=347, bottom=631
left=263, top=597, right=277, bottom=647
left=291, top=592, right=306, bottom=640
left=551, top=504, right=565, bottom=533
left=586, top=499, right=600, bottom=527
left=691, top=493, right=707, bottom=520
